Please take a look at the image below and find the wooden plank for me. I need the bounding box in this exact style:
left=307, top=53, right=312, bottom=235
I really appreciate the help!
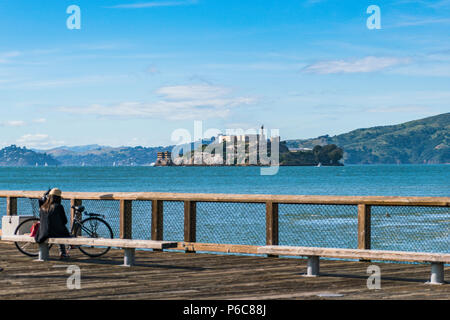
left=184, top=201, right=196, bottom=247
left=1, top=241, right=449, bottom=300
left=151, top=200, right=163, bottom=241
left=0, top=190, right=449, bottom=206
left=176, top=242, right=259, bottom=255
left=358, top=204, right=371, bottom=250
left=1, top=235, right=177, bottom=249
left=6, top=197, right=17, bottom=216
left=257, top=245, right=450, bottom=264
left=266, top=202, right=278, bottom=250
left=2, top=235, right=36, bottom=242
left=120, top=200, right=132, bottom=239
left=6, top=232, right=448, bottom=264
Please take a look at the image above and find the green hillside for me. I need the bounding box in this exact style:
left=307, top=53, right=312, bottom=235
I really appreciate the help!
left=285, top=113, right=450, bottom=164
left=0, top=145, right=59, bottom=166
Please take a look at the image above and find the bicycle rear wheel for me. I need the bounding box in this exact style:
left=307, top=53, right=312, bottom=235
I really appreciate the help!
left=14, top=217, right=53, bottom=257
left=76, top=217, right=114, bottom=257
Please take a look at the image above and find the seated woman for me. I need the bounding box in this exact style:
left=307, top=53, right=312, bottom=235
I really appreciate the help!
left=35, top=188, right=71, bottom=259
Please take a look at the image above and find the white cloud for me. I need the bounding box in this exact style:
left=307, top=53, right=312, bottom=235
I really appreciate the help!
left=366, top=106, right=433, bottom=113
left=394, top=17, right=450, bottom=27
left=0, top=51, right=21, bottom=64
left=16, top=134, right=64, bottom=149
left=156, top=85, right=230, bottom=100
left=2, top=120, right=26, bottom=127
left=302, top=56, right=411, bottom=74
left=32, top=118, right=47, bottom=124
left=0, top=118, right=47, bottom=127
left=17, top=134, right=49, bottom=143
left=59, top=84, right=256, bottom=120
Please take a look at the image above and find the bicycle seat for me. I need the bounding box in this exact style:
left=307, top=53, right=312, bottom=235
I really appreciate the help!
left=72, top=206, right=85, bottom=213
left=85, top=212, right=103, bottom=218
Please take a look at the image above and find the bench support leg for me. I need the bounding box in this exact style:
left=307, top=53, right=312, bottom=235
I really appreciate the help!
left=428, top=262, right=444, bottom=285
left=305, top=256, right=320, bottom=277
left=35, top=243, right=49, bottom=262
left=122, top=248, right=135, bottom=267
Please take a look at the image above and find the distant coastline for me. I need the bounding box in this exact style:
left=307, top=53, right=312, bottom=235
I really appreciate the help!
left=0, top=113, right=448, bottom=167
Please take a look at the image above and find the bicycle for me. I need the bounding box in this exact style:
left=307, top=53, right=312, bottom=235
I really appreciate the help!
left=14, top=203, right=114, bottom=258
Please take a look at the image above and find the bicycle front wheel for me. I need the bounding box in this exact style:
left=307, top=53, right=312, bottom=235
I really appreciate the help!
left=14, top=217, right=53, bottom=257
left=76, top=217, right=114, bottom=257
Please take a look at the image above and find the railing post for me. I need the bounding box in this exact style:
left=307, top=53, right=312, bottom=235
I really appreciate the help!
left=151, top=200, right=164, bottom=241
left=70, top=199, right=82, bottom=224
left=6, top=197, right=17, bottom=216
left=184, top=200, right=196, bottom=252
left=358, top=204, right=371, bottom=250
left=120, top=200, right=133, bottom=239
left=266, top=202, right=279, bottom=258
left=266, top=202, right=279, bottom=245
left=151, top=200, right=164, bottom=252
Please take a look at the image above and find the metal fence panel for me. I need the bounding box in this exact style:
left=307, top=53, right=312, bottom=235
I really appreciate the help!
left=371, top=205, right=450, bottom=253
left=279, top=204, right=358, bottom=249
left=197, top=202, right=266, bottom=245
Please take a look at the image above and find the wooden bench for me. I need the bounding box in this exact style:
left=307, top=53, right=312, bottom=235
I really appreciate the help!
left=258, top=245, right=450, bottom=285
left=2, top=235, right=178, bottom=267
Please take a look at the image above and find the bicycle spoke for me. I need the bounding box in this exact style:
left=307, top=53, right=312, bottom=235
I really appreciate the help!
left=78, top=217, right=113, bottom=257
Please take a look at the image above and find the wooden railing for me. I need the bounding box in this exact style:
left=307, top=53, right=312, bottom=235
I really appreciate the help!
left=1, top=191, right=449, bottom=255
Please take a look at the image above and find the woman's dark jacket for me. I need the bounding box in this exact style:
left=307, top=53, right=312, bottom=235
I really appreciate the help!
left=35, top=204, right=71, bottom=243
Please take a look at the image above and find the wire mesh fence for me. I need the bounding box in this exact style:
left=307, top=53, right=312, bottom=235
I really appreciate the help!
left=81, top=199, right=120, bottom=239
left=131, top=200, right=152, bottom=240
left=163, top=201, right=184, bottom=241
left=371, top=205, right=450, bottom=253
left=1, top=196, right=449, bottom=257
left=279, top=204, right=358, bottom=249
left=196, top=202, right=266, bottom=245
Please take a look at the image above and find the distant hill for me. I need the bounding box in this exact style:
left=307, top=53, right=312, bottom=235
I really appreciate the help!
left=35, top=144, right=107, bottom=153
left=45, top=145, right=172, bottom=166
left=285, top=113, right=450, bottom=164
left=0, top=145, right=59, bottom=167
left=2, top=113, right=448, bottom=166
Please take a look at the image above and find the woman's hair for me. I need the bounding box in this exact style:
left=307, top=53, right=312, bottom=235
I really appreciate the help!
left=40, top=194, right=61, bottom=213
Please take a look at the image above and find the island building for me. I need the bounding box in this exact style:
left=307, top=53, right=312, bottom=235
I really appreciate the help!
left=155, top=151, right=173, bottom=166
left=162, top=126, right=279, bottom=166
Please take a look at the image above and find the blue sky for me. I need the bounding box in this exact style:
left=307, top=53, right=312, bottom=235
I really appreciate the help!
left=0, top=0, right=449, bottom=149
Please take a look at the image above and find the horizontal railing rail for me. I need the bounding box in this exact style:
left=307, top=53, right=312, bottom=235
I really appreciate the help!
left=0, top=190, right=449, bottom=205
left=1, top=190, right=449, bottom=256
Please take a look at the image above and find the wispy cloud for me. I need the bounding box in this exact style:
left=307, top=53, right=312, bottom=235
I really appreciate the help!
left=59, top=84, right=255, bottom=120
left=366, top=105, right=433, bottom=113
left=107, top=0, right=198, bottom=9
left=394, top=0, right=450, bottom=8
left=0, top=51, right=21, bottom=64
left=302, top=56, right=411, bottom=74
left=16, top=134, right=65, bottom=149
left=0, top=119, right=47, bottom=127
left=394, top=17, right=450, bottom=27
left=1, top=120, right=26, bottom=127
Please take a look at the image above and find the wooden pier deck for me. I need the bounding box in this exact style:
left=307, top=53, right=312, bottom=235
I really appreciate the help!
left=0, top=242, right=448, bottom=300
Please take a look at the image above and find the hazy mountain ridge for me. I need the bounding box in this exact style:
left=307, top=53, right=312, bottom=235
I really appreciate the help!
left=45, top=146, right=172, bottom=166
left=285, top=113, right=450, bottom=164
left=1, top=113, right=448, bottom=166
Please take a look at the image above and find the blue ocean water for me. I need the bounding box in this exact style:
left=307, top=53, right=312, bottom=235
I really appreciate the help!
left=0, top=164, right=448, bottom=196
left=0, top=165, right=448, bottom=254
